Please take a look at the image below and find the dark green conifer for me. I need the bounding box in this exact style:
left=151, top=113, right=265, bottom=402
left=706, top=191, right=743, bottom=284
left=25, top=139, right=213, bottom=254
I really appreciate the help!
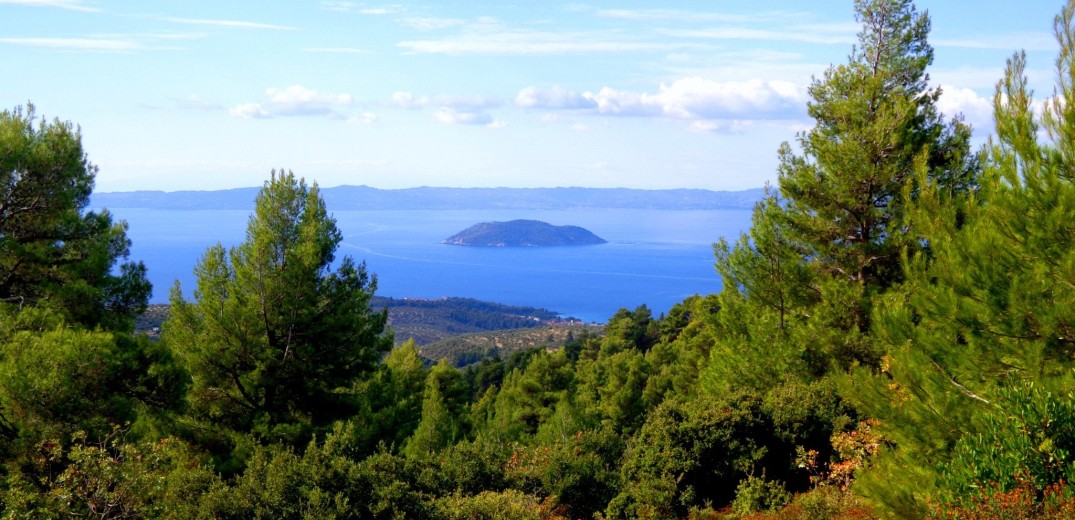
left=165, top=170, right=391, bottom=447
left=848, top=2, right=1075, bottom=514
left=705, top=0, right=977, bottom=394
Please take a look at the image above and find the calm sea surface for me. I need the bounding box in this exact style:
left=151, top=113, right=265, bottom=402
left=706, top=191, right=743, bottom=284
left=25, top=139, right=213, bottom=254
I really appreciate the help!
left=106, top=209, right=754, bottom=323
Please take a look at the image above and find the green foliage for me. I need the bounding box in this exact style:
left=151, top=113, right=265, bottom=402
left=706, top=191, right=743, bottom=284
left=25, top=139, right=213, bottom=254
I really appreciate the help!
left=732, top=475, right=793, bottom=515
left=602, top=305, right=660, bottom=354
left=435, top=489, right=549, bottom=520
left=404, top=360, right=468, bottom=459
left=424, top=437, right=509, bottom=497
left=195, top=422, right=441, bottom=519
left=0, top=305, right=186, bottom=458
left=353, top=341, right=427, bottom=455
left=12, top=1, right=1074, bottom=515
left=165, top=171, right=392, bottom=447
left=0, top=427, right=221, bottom=519
left=477, top=350, right=574, bottom=442
left=0, top=104, right=150, bottom=331
left=845, top=3, right=1075, bottom=515
left=506, top=428, right=622, bottom=519
left=608, top=393, right=777, bottom=518
left=706, top=0, right=977, bottom=399
left=374, top=295, right=562, bottom=346
left=942, top=382, right=1075, bottom=505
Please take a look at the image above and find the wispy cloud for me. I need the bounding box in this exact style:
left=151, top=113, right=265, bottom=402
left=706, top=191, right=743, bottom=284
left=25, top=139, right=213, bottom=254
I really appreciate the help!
left=230, top=86, right=353, bottom=119
left=302, top=47, right=372, bottom=54
left=398, top=17, right=709, bottom=55
left=660, top=26, right=856, bottom=45
left=0, top=0, right=98, bottom=12
left=0, top=36, right=138, bottom=51
left=595, top=8, right=794, bottom=24
left=933, top=32, right=1054, bottom=52
left=175, top=95, right=222, bottom=111
left=162, top=17, right=295, bottom=30
left=320, top=2, right=405, bottom=15
left=399, top=17, right=465, bottom=31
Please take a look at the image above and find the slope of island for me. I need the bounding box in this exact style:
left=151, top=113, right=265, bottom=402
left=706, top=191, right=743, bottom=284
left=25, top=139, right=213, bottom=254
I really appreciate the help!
left=443, top=219, right=607, bottom=247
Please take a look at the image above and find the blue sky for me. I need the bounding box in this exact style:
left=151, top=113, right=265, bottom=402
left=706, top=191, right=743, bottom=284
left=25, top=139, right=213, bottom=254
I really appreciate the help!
left=0, top=0, right=1064, bottom=192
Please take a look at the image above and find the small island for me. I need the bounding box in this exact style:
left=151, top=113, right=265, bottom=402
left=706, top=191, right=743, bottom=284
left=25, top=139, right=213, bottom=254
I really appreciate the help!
left=443, top=219, right=607, bottom=247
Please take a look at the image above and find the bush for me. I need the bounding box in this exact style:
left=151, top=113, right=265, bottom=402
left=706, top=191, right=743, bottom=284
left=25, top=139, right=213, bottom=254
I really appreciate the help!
left=732, top=475, right=791, bottom=515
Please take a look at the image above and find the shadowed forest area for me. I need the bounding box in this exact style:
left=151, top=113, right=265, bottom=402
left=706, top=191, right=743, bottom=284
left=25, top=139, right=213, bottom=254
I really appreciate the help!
left=4, top=0, right=1075, bottom=518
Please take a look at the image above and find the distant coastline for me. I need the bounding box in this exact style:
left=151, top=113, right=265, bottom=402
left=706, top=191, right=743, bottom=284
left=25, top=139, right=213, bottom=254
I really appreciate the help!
left=91, top=185, right=765, bottom=211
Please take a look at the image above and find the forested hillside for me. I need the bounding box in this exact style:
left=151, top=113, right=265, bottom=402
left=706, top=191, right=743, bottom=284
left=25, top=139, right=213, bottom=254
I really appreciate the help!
left=3, top=1, right=1075, bottom=518
left=136, top=297, right=575, bottom=346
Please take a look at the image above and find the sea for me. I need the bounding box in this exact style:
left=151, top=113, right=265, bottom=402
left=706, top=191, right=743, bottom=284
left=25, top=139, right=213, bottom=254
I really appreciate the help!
left=106, top=208, right=754, bottom=323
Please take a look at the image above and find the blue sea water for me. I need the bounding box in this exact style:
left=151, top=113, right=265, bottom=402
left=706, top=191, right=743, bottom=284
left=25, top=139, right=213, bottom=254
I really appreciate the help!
left=108, top=208, right=754, bottom=323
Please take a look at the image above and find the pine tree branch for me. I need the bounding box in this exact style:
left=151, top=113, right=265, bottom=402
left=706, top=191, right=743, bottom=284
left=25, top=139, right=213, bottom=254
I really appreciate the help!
left=928, top=357, right=991, bottom=405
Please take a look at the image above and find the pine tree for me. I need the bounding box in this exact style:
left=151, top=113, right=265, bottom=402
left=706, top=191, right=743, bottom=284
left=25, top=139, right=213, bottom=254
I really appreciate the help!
left=404, top=360, right=463, bottom=460
left=165, top=170, right=391, bottom=446
left=704, top=0, right=977, bottom=393
left=778, top=0, right=975, bottom=289
left=0, top=104, right=150, bottom=331
left=848, top=2, right=1075, bottom=514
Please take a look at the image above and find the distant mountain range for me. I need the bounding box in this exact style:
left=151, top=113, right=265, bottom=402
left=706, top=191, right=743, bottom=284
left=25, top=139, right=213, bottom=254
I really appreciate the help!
left=91, top=185, right=765, bottom=210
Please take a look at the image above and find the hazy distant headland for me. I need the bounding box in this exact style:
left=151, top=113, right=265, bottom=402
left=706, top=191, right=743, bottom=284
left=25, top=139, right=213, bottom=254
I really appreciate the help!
left=92, top=185, right=765, bottom=210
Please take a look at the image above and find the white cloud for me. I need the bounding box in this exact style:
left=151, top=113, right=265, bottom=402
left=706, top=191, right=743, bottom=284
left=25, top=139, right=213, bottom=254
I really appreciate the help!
left=389, top=91, right=501, bottom=113
left=938, top=85, right=993, bottom=131
left=433, top=107, right=492, bottom=125
left=606, top=77, right=806, bottom=119
left=389, top=91, right=428, bottom=109
left=516, top=86, right=597, bottom=109
left=230, top=85, right=353, bottom=119
left=520, top=78, right=808, bottom=122
left=432, top=94, right=501, bottom=110
left=0, top=0, right=97, bottom=12
left=0, top=36, right=138, bottom=51
left=162, top=17, right=294, bottom=30
left=349, top=112, right=379, bottom=124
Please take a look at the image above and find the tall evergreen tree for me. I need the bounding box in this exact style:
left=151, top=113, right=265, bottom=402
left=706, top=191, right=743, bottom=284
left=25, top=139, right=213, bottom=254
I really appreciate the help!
left=705, top=0, right=977, bottom=392
left=165, top=170, right=391, bottom=446
left=0, top=104, right=150, bottom=331
left=778, top=0, right=975, bottom=290
left=848, top=2, right=1075, bottom=514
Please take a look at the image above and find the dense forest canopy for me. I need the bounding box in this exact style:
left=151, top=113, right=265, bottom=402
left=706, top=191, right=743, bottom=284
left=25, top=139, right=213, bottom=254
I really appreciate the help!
left=3, top=0, right=1075, bottom=518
